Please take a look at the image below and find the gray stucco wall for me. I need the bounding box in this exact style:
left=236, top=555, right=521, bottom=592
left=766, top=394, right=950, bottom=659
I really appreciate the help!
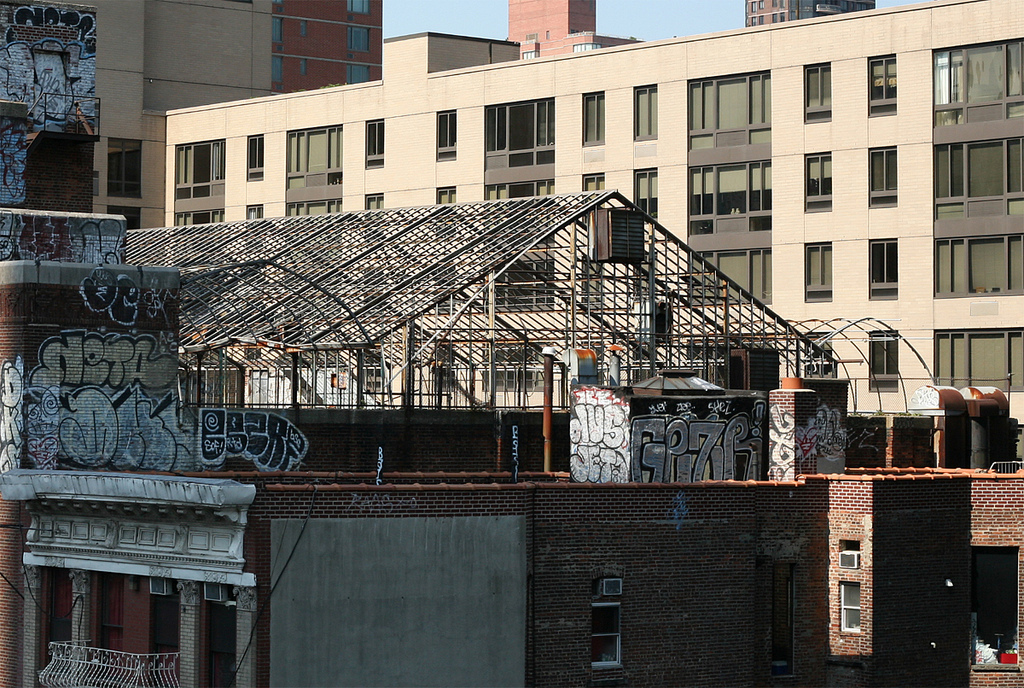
left=269, top=516, right=527, bottom=687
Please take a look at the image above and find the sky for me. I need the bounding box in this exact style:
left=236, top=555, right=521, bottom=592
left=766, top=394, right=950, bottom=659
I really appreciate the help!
left=383, top=0, right=918, bottom=42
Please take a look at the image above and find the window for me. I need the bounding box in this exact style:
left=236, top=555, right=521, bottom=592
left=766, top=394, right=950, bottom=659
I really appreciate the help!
left=348, top=0, right=370, bottom=13
left=348, top=26, right=370, bottom=52
left=936, top=235, right=1024, bottom=296
left=485, top=180, right=554, bottom=199
left=583, top=174, right=605, bottom=191
left=365, top=193, right=384, bottom=210
left=935, top=41, right=1024, bottom=126
left=366, top=119, right=384, bottom=168
left=805, top=64, right=832, bottom=122
left=584, top=92, right=605, bottom=145
left=591, top=603, right=621, bottom=666
left=437, top=187, right=456, bottom=204
left=635, top=169, right=658, bottom=217
left=772, top=563, right=794, bottom=676
left=935, top=139, right=1023, bottom=219
left=437, top=110, right=457, bottom=160
left=805, top=243, right=833, bottom=301
left=869, top=55, right=897, bottom=115
left=286, top=200, right=342, bottom=216
left=151, top=582, right=179, bottom=655
left=573, top=43, right=600, bottom=52
left=107, top=205, right=141, bottom=230
left=49, top=570, right=72, bottom=644
left=246, top=204, right=264, bottom=219
left=840, top=582, right=861, bottom=632
left=703, top=249, right=772, bottom=303
left=299, top=58, right=307, bottom=76
left=690, top=161, right=771, bottom=234
left=973, top=547, right=1018, bottom=664
left=870, top=239, right=898, bottom=299
left=272, top=55, right=282, bottom=83
left=299, top=20, right=307, bottom=37
left=522, top=50, right=538, bottom=59
left=100, top=573, right=124, bottom=651
left=287, top=126, right=343, bottom=189
left=347, top=64, right=370, bottom=83
left=869, top=147, right=897, bottom=207
left=272, top=16, right=283, bottom=42
left=806, top=153, right=832, bottom=211
left=634, top=86, right=658, bottom=140
left=107, top=139, right=141, bottom=197
left=869, top=330, right=900, bottom=391
left=247, top=135, right=264, bottom=181
left=209, top=600, right=237, bottom=687
left=175, top=210, right=224, bottom=225
left=936, top=330, right=1024, bottom=388
left=485, top=99, right=555, bottom=169
left=175, top=140, right=225, bottom=200
left=689, top=72, right=771, bottom=149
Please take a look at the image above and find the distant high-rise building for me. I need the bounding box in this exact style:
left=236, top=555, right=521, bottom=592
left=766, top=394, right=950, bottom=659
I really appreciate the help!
left=271, top=0, right=383, bottom=93
left=508, top=0, right=639, bottom=59
left=746, top=0, right=875, bottom=26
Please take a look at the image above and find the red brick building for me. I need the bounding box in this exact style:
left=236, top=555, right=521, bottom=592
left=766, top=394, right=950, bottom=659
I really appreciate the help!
left=271, top=0, right=383, bottom=92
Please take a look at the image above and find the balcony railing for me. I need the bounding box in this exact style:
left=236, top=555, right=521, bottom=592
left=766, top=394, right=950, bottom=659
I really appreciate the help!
left=38, top=642, right=179, bottom=688
left=29, top=93, right=100, bottom=137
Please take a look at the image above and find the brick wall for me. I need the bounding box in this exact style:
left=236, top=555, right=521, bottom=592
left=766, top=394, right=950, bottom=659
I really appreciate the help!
left=23, top=139, right=95, bottom=213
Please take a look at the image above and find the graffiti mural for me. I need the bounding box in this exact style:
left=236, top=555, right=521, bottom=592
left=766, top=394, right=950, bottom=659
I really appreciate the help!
left=1, top=6, right=97, bottom=131
left=768, top=404, right=796, bottom=481
left=0, top=357, right=24, bottom=472
left=200, top=409, right=307, bottom=472
left=1, top=329, right=308, bottom=473
left=0, top=213, right=125, bottom=263
left=630, top=395, right=767, bottom=483
left=768, top=401, right=846, bottom=480
left=569, top=387, right=630, bottom=483
left=81, top=267, right=173, bottom=327
left=0, top=116, right=26, bottom=205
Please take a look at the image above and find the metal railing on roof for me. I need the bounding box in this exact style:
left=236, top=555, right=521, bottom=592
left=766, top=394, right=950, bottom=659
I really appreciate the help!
left=38, top=642, right=179, bottom=688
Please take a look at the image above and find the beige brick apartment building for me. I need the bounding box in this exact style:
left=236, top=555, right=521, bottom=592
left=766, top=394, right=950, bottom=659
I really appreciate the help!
left=162, top=0, right=1024, bottom=420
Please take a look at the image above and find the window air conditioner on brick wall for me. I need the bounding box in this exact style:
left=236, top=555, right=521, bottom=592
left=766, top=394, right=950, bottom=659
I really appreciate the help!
left=149, top=578, right=173, bottom=596
left=601, top=578, right=623, bottom=596
left=839, top=551, right=861, bottom=569
left=204, top=582, right=230, bottom=603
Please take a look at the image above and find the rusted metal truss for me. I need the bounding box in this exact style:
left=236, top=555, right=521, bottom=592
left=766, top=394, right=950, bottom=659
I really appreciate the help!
left=128, top=192, right=835, bottom=410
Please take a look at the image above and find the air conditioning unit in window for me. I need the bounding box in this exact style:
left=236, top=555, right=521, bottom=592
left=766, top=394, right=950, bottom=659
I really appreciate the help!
left=150, top=578, right=173, bottom=596
left=204, top=582, right=230, bottom=603
left=601, top=578, right=623, bottom=596
left=839, top=551, right=861, bottom=569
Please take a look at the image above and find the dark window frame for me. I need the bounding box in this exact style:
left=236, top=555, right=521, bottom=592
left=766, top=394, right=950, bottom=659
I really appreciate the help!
left=702, top=248, right=773, bottom=303
left=935, top=234, right=1024, bottom=296
left=805, top=63, right=832, bottom=122
left=583, top=92, right=605, bottom=146
left=869, top=147, right=898, bottom=207
left=806, top=153, right=833, bottom=211
left=689, top=71, right=771, bottom=150
left=690, top=160, right=772, bottom=235
left=287, top=126, right=343, bottom=189
left=634, top=168, right=658, bottom=217
left=366, top=119, right=384, bottom=168
left=805, top=242, right=833, bottom=302
left=934, top=40, right=1024, bottom=126
left=936, top=329, right=1024, bottom=389
left=869, top=55, right=897, bottom=115
left=348, top=25, right=370, bottom=52
left=175, top=140, right=225, bottom=200
left=107, top=138, right=142, bottom=198
left=247, top=135, right=264, bottom=182
left=869, top=238, right=898, bottom=300
left=437, top=110, right=457, bottom=161
left=869, top=330, right=900, bottom=391
left=485, top=99, right=555, bottom=169
left=634, top=85, right=658, bottom=141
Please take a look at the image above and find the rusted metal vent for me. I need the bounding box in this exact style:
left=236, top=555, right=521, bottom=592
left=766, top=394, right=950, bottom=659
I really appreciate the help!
left=594, top=208, right=645, bottom=264
left=631, top=369, right=725, bottom=396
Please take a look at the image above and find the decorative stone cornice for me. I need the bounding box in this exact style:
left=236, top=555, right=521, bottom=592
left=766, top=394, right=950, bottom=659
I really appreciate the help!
left=6, top=470, right=257, bottom=587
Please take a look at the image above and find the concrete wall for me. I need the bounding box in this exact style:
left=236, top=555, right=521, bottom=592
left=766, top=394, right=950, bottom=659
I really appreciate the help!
left=269, top=516, right=527, bottom=687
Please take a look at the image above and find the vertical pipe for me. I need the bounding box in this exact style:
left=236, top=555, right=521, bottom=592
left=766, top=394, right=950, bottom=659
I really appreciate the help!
left=542, top=347, right=557, bottom=472
left=290, top=351, right=299, bottom=411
